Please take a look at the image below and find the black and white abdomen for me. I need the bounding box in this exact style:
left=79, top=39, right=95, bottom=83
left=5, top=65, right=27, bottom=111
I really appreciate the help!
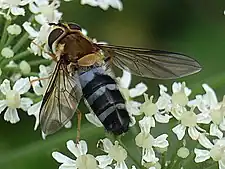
left=79, top=66, right=130, bottom=135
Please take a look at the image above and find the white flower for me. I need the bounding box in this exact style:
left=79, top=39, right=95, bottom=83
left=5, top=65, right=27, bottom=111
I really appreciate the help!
left=52, top=140, right=98, bottom=169
left=0, top=78, right=32, bottom=123
left=188, top=84, right=225, bottom=139
left=172, top=107, right=206, bottom=140
left=135, top=117, right=169, bottom=165
left=1, top=47, right=14, bottom=58
left=0, top=0, right=32, bottom=16
left=29, top=0, right=62, bottom=25
left=23, top=22, right=52, bottom=59
left=194, top=137, right=225, bottom=169
left=19, top=60, right=31, bottom=75
left=81, top=0, right=123, bottom=11
left=96, top=138, right=128, bottom=169
left=140, top=93, right=172, bottom=128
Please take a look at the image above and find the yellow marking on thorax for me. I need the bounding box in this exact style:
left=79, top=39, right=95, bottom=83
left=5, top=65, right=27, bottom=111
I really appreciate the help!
left=77, top=52, right=104, bottom=67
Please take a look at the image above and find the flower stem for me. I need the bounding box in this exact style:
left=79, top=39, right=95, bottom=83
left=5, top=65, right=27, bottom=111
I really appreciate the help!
left=117, top=138, right=144, bottom=169
left=0, top=19, right=11, bottom=51
left=161, top=152, right=166, bottom=169
left=5, top=35, right=15, bottom=47
left=166, top=141, right=181, bottom=169
left=12, top=32, right=29, bottom=53
left=28, top=59, right=52, bottom=66
left=204, top=162, right=217, bottom=169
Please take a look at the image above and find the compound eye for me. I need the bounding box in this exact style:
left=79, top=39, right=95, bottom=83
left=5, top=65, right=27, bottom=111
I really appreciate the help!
left=48, top=28, right=64, bottom=51
left=68, top=23, right=81, bottom=31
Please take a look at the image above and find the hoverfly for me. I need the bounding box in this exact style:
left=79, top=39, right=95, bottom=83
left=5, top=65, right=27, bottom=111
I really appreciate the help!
left=40, top=22, right=201, bottom=136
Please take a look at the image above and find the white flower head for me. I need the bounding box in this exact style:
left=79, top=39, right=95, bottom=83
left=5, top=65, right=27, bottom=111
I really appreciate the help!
left=52, top=140, right=98, bottom=169
left=7, top=24, right=22, bottom=35
left=96, top=138, right=128, bottom=169
left=0, top=0, right=32, bottom=16
left=0, top=78, right=32, bottom=123
left=194, top=137, right=225, bottom=169
left=81, top=0, right=123, bottom=11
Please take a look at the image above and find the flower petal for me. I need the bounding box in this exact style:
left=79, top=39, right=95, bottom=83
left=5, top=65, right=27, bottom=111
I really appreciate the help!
left=196, top=112, right=211, bottom=124
left=85, top=113, right=103, bottom=127
left=20, top=97, right=33, bottom=111
left=52, top=151, right=76, bottom=164
left=67, top=140, right=87, bottom=157
left=4, top=108, right=20, bottom=123
left=22, top=22, right=39, bottom=38
left=198, top=134, right=213, bottom=149
left=11, top=7, right=25, bottom=16
left=27, top=101, right=41, bottom=130
left=194, top=148, right=210, bottom=163
left=126, top=101, right=141, bottom=115
left=129, top=83, right=147, bottom=98
left=172, top=124, right=186, bottom=140
left=96, top=155, right=113, bottom=168
left=0, top=79, right=11, bottom=95
left=13, top=78, right=30, bottom=94
left=118, top=69, right=131, bottom=88
left=202, top=84, right=218, bottom=108
left=0, top=100, right=7, bottom=113
left=100, top=138, right=113, bottom=153
left=155, top=112, right=171, bottom=123
left=188, top=127, right=200, bottom=140
left=210, top=123, right=223, bottom=139
left=153, top=134, right=169, bottom=148
left=115, top=161, right=128, bottom=169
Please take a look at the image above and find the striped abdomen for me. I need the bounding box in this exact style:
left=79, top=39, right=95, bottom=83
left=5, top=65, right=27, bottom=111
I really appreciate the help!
left=79, top=67, right=130, bottom=135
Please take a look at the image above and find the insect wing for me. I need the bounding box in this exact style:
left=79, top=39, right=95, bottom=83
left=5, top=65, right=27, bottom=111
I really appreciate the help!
left=98, top=44, right=201, bottom=79
left=40, top=61, right=82, bottom=135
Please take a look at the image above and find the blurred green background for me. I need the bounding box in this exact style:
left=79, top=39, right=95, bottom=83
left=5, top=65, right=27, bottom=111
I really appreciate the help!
left=1, top=0, right=225, bottom=169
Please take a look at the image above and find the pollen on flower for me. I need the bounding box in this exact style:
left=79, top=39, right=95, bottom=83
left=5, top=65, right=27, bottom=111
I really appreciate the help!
left=6, top=90, right=21, bottom=108
left=180, top=107, right=197, bottom=127
left=140, top=95, right=157, bottom=116
left=172, top=83, right=189, bottom=106
left=108, top=141, right=127, bottom=163
left=7, top=24, right=22, bottom=35
left=1, top=47, right=14, bottom=58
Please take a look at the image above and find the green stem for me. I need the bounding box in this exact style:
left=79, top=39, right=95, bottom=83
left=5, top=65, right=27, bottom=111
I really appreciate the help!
left=204, top=162, right=217, bottom=169
left=12, top=32, right=29, bottom=53
left=161, top=152, right=166, bottom=169
left=28, top=59, right=52, bottom=66
left=5, top=35, right=15, bottom=47
left=166, top=141, right=181, bottom=169
left=117, top=138, right=144, bottom=169
left=0, top=19, right=11, bottom=50
left=170, top=157, right=181, bottom=169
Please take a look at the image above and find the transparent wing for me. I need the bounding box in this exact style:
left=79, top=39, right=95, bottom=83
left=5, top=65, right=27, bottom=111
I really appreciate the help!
left=40, top=61, right=82, bottom=135
left=98, top=44, right=202, bottom=79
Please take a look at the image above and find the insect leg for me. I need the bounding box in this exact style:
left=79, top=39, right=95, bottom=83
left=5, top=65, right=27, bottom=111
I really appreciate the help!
left=76, top=109, right=82, bottom=144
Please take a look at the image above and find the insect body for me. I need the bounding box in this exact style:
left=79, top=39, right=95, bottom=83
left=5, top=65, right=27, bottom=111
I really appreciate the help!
left=40, top=22, right=201, bottom=136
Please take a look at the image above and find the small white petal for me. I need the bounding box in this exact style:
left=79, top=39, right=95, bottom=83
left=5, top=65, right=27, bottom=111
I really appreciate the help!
left=20, top=97, right=33, bottom=111
left=0, top=79, right=11, bottom=95
left=142, top=148, right=159, bottom=163
left=154, top=113, right=171, bottom=123
left=194, top=148, right=210, bottom=163
left=27, top=101, right=41, bottom=130
left=129, top=83, right=147, bottom=98
left=52, top=151, right=76, bottom=164
left=188, top=127, right=200, bottom=140
left=210, top=124, right=223, bottom=139
left=139, top=116, right=154, bottom=133
left=67, top=140, right=87, bottom=157
left=4, top=108, right=20, bottom=123
left=7, top=24, right=22, bottom=35
left=202, top=84, right=218, bottom=108
left=172, top=82, right=181, bottom=93
left=109, top=0, right=123, bottom=11
left=118, top=69, right=131, bottom=88
left=0, top=100, right=7, bottom=113
left=115, top=161, right=128, bottom=169
left=196, top=112, right=212, bottom=124
left=13, top=78, right=30, bottom=94
left=129, top=115, right=136, bottom=127
left=29, top=2, right=39, bottom=14
left=101, top=138, right=113, bottom=153
left=22, top=22, right=39, bottom=38
left=219, top=159, right=225, bottom=169
left=1, top=47, right=14, bottom=58
left=126, top=101, right=141, bottom=115
left=172, top=124, right=186, bottom=140
left=64, top=121, right=72, bottom=128
left=198, top=134, right=214, bottom=149
left=85, top=113, right=103, bottom=127
left=96, top=155, right=113, bottom=168
left=11, top=7, right=25, bottom=16
left=153, top=134, right=169, bottom=148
